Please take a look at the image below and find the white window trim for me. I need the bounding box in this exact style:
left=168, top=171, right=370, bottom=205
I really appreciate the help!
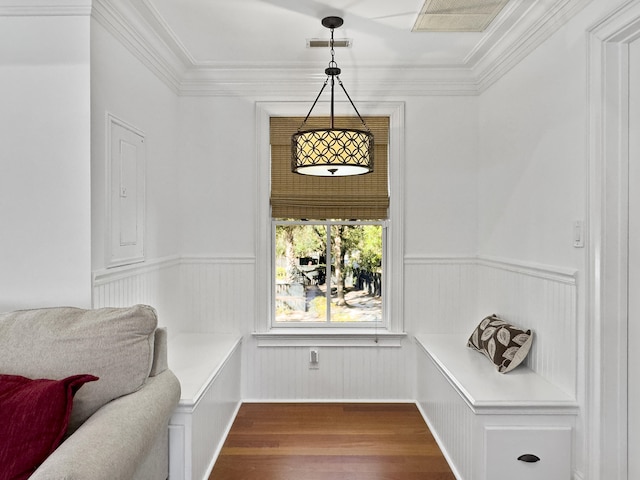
left=255, top=101, right=405, bottom=339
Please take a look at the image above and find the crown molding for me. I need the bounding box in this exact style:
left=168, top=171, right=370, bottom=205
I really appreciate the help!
left=473, top=0, right=594, bottom=92
left=0, top=0, right=91, bottom=16
left=136, top=0, right=196, bottom=66
left=91, top=0, right=184, bottom=94
left=178, top=65, right=479, bottom=97
left=463, top=0, right=534, bottom=65
left=91, top=0, right=592, bottom=98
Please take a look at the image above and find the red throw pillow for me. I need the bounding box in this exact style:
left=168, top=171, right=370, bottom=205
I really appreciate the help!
left=0, top=373, right=98, bottom=480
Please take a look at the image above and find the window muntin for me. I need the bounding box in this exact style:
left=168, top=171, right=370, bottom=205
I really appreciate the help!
left=274, top=220, right=385, bottom=326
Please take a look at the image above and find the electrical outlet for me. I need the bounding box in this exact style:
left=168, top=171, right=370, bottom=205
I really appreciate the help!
left=309, top=348, right=319, bottom=369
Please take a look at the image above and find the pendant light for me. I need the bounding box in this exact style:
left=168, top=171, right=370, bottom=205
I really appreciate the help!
left=292, top=16, right=374, bottom=176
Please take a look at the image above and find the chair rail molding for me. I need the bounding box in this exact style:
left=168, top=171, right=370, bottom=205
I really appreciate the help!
left=404, top=254, right=577, bottom=283
left=93, top=254, right=180, bottom=286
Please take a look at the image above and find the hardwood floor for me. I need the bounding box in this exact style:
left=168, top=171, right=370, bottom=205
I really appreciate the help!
left=209, top=403, right=455, bottom=480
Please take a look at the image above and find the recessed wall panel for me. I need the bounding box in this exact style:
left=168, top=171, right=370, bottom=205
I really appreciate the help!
left=107, top=114, right=145, bottom=267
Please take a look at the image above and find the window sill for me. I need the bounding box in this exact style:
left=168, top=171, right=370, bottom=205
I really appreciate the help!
left=253, top=329, right=406, bottom=347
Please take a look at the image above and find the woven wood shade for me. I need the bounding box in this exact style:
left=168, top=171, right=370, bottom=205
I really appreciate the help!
left=271, top=116, right=389, bottom=220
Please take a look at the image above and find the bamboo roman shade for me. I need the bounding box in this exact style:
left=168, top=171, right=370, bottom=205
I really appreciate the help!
left=270, top=116, right=389, bottom=220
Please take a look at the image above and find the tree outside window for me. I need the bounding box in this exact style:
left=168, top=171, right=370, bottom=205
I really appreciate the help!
left=274, top=221, right=383, bottom=324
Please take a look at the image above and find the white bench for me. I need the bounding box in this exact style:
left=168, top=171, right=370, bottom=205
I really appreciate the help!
left=168, top=333, right=242, bottom=480
left=415, top=334, right=578, bottom=480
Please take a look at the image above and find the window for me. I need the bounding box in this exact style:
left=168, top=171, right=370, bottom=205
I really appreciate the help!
left=256, top=101, right=405, bottom=336
left=270, top=116, right=389, bottom=328
left=274, top=220, right=385, bottom=325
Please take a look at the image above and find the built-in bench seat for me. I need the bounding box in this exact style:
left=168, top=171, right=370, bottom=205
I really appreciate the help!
left=168, top=333, right=242, bottom=480
left=415, top=334, right=578, bottom=480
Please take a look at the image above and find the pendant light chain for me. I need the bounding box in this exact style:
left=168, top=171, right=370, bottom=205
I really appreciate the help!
left=330, top=24, right=336, bottom=66
left=330, top=26, right=336, bottom=129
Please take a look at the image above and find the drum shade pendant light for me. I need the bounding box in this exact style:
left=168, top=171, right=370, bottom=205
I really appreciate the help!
left=292, top=16, right=374, bottom=176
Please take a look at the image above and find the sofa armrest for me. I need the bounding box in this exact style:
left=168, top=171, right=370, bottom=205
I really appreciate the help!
left=31, top=369, right=181, bottom=480
left=150, top=327, right=169, bottom=377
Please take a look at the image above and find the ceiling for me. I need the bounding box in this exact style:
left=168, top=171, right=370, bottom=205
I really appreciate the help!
left=96, top=0, right=589, bottom=94
left=145, top=0, right=505, bottom=68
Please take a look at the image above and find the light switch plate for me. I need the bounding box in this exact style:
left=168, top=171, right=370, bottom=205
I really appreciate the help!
left=573, top=221, right=585, bottom=248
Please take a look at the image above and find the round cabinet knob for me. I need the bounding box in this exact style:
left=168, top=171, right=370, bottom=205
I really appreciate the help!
left=517, top=454, right=541, bottom=463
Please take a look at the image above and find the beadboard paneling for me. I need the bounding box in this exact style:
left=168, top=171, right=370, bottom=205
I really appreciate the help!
left=405, top=256, right=577, bottom=397
left=169, top=336, right=242, bottom=480
left=404, top=257, right=478, bottom=334
left=189, top=343, right=241, bottom=480
left=93, top=255, right=255, bottom=336
left=180, top=256, right=254, bottom=334
left=94, top=255, right=576, bottom=399
left=243, top=335, right=414, bottom=401
left=93, top=256, right=183, bottom=333
left=416, top=342, right=473, bottom=480
left=476, top=258, right=577, bottom=397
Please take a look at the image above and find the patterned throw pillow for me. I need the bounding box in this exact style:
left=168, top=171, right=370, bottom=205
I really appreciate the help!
left=467, top=314, right=533, bottom=373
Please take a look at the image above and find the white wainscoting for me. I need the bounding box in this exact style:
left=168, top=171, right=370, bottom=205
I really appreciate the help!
left=93, top=253, right=576, bottom=400
left=405, top=255, right=577, bottom=397
left=92, top=255, right=255, bottom=336
left=169, top=334, right=242, bottom=480
left=476, top=257, right=577, bottom=397
left=404, top=256, right=478, bottom=334
left=415, top=339, right=473, bottom=480
left=93, top=255, right=183, bottom=333
left=242, top=335, right=414, bottom=401
left=180, top=256, right=254, bottom=334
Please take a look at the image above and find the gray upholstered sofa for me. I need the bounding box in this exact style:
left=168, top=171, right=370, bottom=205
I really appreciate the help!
left=0, top=304, right=181, bottom=479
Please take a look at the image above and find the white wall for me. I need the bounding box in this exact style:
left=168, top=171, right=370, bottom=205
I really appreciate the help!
left=404, top=96, right=479, bottom=256
left=177, top=96, right=256, bottom=256
left=476, top=15, right=588, bottom=268
left=178, top=93, right=479, bottom=259
left=0, top=14, right=91, bottom=311
left=91, top=18, right=181, bottom=271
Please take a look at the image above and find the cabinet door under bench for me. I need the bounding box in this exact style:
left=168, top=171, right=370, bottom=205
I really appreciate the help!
left=484, top=425, right=572, bottom=480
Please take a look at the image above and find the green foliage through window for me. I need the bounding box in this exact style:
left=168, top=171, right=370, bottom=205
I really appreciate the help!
left=274, top=221, right=383, bottom=324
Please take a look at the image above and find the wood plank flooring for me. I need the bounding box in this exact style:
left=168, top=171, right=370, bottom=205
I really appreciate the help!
left=209, top=403, right=455, bottom=480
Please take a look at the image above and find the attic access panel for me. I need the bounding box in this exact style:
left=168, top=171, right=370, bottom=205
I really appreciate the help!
left=412, top=0, right=510, bottom=32
left=106, top=114, right=146, bottom=268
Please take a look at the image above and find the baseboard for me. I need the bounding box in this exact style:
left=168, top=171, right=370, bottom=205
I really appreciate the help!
left=240, top=398, right=417, bottom=404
